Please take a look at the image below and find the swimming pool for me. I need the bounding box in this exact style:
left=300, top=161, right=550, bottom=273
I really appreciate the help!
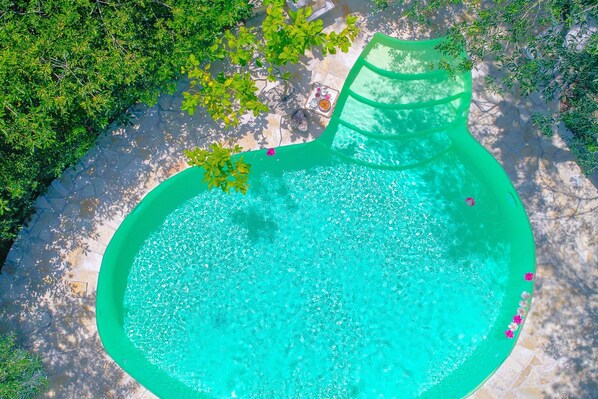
left=97, top=34, right=535, bottom=398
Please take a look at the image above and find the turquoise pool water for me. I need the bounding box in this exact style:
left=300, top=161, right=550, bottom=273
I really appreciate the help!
left=99, top=34, right=535, bottom=399
left=123, top=153, right=511, bottom=398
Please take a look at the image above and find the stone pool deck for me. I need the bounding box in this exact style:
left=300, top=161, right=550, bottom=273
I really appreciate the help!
left=1, top=2, right=596, bottom=398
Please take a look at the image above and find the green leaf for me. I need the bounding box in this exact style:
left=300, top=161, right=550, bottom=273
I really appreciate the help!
left=185, top=142, right=251, bottom=194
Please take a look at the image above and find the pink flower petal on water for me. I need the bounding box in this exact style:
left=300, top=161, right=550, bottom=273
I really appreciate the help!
left=524, top=272, right=534, bottom=281
left=466, top=197, right=475, bottom=206
left=266, top=148, right=276, bottom=156
left=513, top=315, right=523, bottom=324
left=505, top=330, right=514, bottom=339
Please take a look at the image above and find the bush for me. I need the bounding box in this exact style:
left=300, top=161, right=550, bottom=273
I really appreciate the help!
left=0, top=333, right=47, bottom=399
left=562, top=81, right=598, bottom=175
left=0, top=0, right=254, bottom=264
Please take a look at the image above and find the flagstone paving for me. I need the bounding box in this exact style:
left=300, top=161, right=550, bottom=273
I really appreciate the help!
left=0, top=2, right=596, bottom=398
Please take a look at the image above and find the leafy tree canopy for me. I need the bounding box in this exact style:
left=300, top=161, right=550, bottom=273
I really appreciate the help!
left=185, top=143, right=251, bottom=195
left=0, top=0, right=253, bottom=262
left=182, top=0, right=359, bottom=127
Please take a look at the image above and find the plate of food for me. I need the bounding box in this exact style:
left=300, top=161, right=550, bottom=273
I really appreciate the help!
left=318, top=98, right=331, bottom=112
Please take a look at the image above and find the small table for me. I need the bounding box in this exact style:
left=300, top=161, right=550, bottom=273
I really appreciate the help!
left=304, top=84, right=339, bottom=118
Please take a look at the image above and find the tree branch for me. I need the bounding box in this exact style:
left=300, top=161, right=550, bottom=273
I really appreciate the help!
left=95, top=0, right=128, bottom=55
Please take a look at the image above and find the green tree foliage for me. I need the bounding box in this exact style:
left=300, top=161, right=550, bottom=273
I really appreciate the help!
left=185, top=143, right=251, bottom=195
left=0, top=333, right=47, bottom=398
left=382, top=0, right=597, bottom=174
left=0, top=0, right=254, bottom=262
left=182, top=0, right=360, bottom=128
left=371, top=0, right=390, bottom=10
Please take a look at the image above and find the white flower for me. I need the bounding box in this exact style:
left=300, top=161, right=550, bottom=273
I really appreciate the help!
left=519, top=300, right=529, bottom=308
left=518, top=307, right=527, bottom=316
left=508, top=322, right=519, bottom=331
left=521, top=291, right=530, bottom=299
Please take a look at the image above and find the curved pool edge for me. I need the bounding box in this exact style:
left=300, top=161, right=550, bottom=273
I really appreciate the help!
left=96, top=142, right=324, bottom=399
left=96, top=33, right=536, bottom=399
left=97, top=139, right=536, bottom=399
left=420, top=130, right=536, bottom=399
left=96, top=167, right=207, bottom=399
left=321, top=34, right=536, bottom=398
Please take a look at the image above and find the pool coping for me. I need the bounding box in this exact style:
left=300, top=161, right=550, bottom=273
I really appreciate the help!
left=97, top=33, right=536, bottom=399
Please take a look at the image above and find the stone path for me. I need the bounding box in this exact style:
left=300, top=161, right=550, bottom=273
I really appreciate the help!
left=1, top=1, right=596, bottom=398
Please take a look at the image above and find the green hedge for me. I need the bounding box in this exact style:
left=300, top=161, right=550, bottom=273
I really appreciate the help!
left=0, top=0, right=253, bottom=263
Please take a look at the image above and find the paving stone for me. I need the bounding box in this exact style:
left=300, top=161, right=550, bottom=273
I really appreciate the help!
left=515, top=386, right=545, bottom=398
left=102, top=148, right=122, bottom=165
left=38, top=225, right=55, bottom=244
left=50, top=180, right=69, bottom=196
left=471, top=388, right=497, bottom=399
left=1, top=261, right=18, bottom=277
left=20, top=309, right=53, bottom=334
left=520, top=335, right=540, bottom=351
left=509, top=345, right=535, bottom=369
left=511, top=364, right=534, bottom=389
left=79, top=197, right=100, bottom=218
left=81, top=251, right=103, bottom=273
left=93, top=224, right=117, bottom=248
left=104, top=216, right=125, bottom=231
left=47, top=196, right=66, bottom=212
left=28, top=211, right=57, bottom=239
left=81, top=182, right=96, bottom=198
left=68, top=281, right=88, bottom=297
left=92, top=176, right=108, bottom=195
left=33, top=195, right=53, bottom=210
left=490, top=356, right=526, bottom=391
left=5, top=245, right=24, bottom=266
